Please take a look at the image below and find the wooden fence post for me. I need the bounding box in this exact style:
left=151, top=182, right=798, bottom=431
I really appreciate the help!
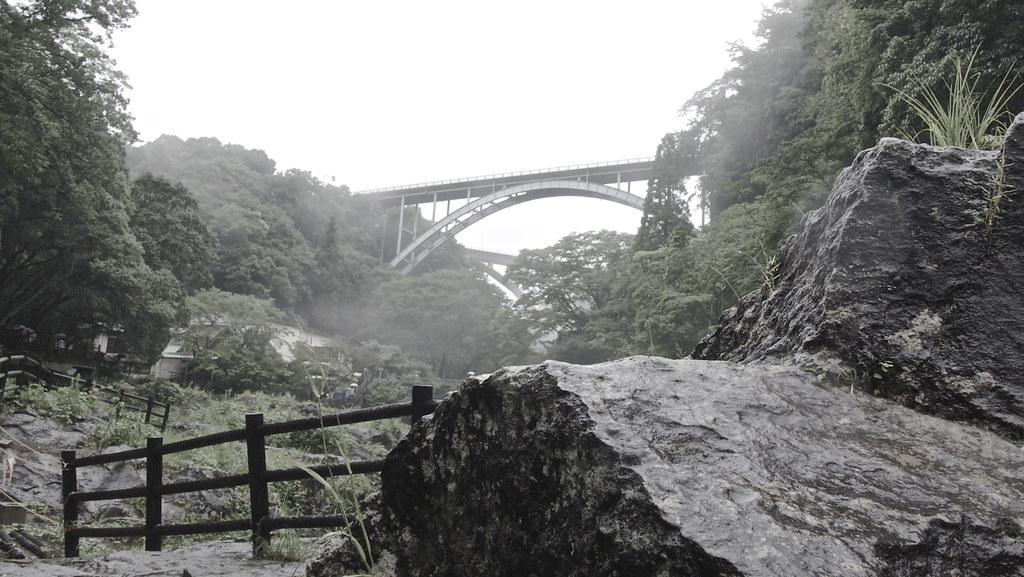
left=411, top=385, right=434, bottom=424
left=0, top=359, right=7, bottom=403
left=61, top=450, right=79, bottom=558
left=145, top=436, right=163, bottom=552
left=15, top=357, right=25, bottom=391
left=246, top=413, right=271, bottom=558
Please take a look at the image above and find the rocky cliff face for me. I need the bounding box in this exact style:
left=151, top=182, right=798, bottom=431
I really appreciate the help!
left=308, top=118, right=1024, bottom=576
left=693, top=113, right=1024, bottom=440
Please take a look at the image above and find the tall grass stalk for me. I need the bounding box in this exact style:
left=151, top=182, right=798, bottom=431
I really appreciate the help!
left=886, top=49, right=1022, bottom=149
left=294, top=343, right=375, bottom=575
left=984, top=159, right=1015, bottom=232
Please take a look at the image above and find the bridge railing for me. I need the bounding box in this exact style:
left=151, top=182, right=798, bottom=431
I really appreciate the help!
left=357, top=156, right=655, bottom=195
left=61, top=385, right=437, bottom=558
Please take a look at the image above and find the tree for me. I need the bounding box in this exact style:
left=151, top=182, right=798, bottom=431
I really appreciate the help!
left=125, top=136, right=399, bottom=330
left=681, top=0, right=814, bottom=217
left=209, top=201, right=315, bottom=310
left=506, top=231, right=635, bottom=364
left=809, top=0, right=1024, bottom=144
left=184, top=289, right=283, bottom=354
left=182, top=288, right=290, bottom=393
left=0, top=0, right=183, bottom=361
left=635, top=132, right=697, bottom=252
left=303, top=216, right=379, bottom=331
left=365, top=268, right=513, bottom=378
left=130, top=174, right=215, bottom=294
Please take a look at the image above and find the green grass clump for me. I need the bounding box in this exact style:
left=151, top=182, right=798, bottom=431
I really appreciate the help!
left=886, top=48, right=1022, bottom=150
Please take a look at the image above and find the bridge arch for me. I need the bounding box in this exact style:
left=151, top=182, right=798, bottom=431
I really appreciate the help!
left=390, top=180, right=645, bottom=275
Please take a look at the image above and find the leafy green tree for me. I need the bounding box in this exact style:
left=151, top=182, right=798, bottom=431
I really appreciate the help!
left=680, top=0, right=1024, bottom=224
left=125, top=136, right=402, bottom=332
left=184, top=288, right=283, bottom=354
left=635, top=133, right=697, bottom=252
left=0, top=0, right=183, bottom=361
left=303, top=217, right=379, bottom=331
left=628, top=246, right=714, bottom=358
left=182, top=288, right=290, bottom=393
left=839, top=0, right=1024, bottom=140
left=208, top=201, right=315, bottom=310
left=365, top=268, right=512, bottom=378
left=682, top=0, right=814, bottom=217
left=130, top=174, right=215, bottom=294
left=126, top=135, right=277, bottom=218
left=506, top=231, right=635, bottom=364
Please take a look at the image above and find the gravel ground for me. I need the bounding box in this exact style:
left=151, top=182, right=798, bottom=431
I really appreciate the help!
left=0, top=540, right=308, bottom=577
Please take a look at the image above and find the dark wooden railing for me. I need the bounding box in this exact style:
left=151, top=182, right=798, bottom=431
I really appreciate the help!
left=61, top=384, right=436, bottom=558
left=0, top=355, right=170, bottom=431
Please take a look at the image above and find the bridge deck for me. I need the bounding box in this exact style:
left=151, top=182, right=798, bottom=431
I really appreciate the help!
left=358, top=158, right=654, bottom=207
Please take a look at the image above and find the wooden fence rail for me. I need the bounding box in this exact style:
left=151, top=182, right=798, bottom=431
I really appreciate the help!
left=61, top=384, right=437, bottom=558
left=0, top=355, right=170, bottom=431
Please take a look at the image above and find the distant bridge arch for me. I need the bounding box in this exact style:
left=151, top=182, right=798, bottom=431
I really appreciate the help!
left=388, top=180, right=645, bottom=275
left=358, top=157, right=654, bottom=275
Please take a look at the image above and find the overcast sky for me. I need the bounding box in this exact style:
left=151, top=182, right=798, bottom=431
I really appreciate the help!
left=110, top=1, right=766, bottom=252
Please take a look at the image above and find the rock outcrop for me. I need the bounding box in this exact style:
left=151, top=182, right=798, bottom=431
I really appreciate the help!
left=309, top=358, right=1024, bottom=577
left=693, top=113, right=1024, bottom=440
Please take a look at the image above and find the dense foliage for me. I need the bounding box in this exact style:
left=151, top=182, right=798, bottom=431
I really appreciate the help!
left=0, top=0, right=183, bottom=361
left=125, top=136, right=521, bottom=387
left=502, top=0, right=1024, bottom=362
left=5, top=0, right=1022, bottom=390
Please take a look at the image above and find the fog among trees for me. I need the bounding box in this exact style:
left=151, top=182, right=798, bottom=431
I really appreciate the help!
left=3, top=0, right=1021, bottom=394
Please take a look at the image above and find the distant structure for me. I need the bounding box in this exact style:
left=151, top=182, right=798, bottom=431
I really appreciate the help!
left=357, top=158, right=654, bottom=276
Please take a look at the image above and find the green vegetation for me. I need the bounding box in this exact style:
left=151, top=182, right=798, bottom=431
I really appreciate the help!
left=4, top=0, right=1023, bottom=402
left=0, top=0, right=179, bottom=362
left=2, top=375, right=402, bottom=557
left=886, top=49, right=1022, bottom=149
left=984, top=158, right=1014, bottom=231
left=13, top=383, right=92, bottom=426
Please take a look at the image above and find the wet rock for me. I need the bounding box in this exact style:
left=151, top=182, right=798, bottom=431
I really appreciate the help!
left=166, top=464, right=230, bottom=518
left=693, top=113, right=1024, bottom=440
left=876, top=517, right=1024, bottom=576
left=3, top=539, right=306, bottom=576
left=77, top=447, right=145, bottom=522
left=1, top=412, right=89, bottom=450
left=311, top=357, right=1024, bottom=577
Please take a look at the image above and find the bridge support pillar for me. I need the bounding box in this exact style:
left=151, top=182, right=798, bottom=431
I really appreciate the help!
left=395, top=197, right=406, bottom=256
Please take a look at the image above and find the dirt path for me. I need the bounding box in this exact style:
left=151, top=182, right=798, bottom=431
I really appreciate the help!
left=0, top=540, right=308, bottom=577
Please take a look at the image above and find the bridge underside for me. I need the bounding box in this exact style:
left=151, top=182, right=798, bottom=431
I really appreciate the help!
left=389, top=180, right=645, bottom=275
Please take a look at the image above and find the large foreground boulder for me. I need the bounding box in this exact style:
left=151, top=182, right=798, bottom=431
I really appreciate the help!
left=693, top=113, right=1024, bottom=439
left=308, top=357, right=1024, bottom=577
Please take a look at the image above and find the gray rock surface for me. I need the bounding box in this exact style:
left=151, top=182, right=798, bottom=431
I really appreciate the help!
left=693, top=114, right=1024, bottom=439
left=309, top=357, right=1024, bottom=577
left=0, top=539, right=306, bottom=576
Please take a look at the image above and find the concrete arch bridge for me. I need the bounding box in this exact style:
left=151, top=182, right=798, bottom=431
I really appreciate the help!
left=357, top=158, right=654, bottom=280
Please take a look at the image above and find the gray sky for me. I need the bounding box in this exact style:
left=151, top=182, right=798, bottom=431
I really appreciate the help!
left=111, top=0, right=765, bottom=252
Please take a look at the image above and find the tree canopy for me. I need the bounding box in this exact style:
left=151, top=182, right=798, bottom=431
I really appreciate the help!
left=6, top=0, right=1022, bottom=384
left=0, top=0, right=182, bottom=360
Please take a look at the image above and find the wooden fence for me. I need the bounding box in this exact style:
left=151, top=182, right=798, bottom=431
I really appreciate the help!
left=61, top=384, right=437, bottom=558
left=0, top=355, right=170, bottom=431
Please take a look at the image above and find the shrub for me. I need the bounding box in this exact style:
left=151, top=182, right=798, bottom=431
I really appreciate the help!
left=17, top=383, right=92, bottom=425
left=94, top=403, right=147, bottom=447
